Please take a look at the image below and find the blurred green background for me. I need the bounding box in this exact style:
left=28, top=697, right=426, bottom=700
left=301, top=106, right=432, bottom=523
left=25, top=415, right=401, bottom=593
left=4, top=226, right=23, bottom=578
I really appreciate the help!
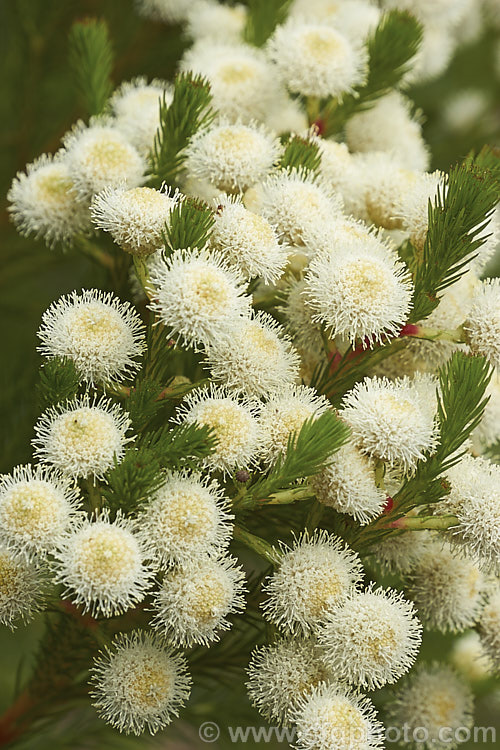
left=0, top=1, right=499, bottom=748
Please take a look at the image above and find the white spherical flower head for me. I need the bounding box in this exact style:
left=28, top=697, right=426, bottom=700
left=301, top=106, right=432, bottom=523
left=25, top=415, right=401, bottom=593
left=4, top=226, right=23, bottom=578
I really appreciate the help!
left=182, top=42, right=282, bottom=122
left=450, top=631, right=493, bottom=683
left=111, top=77, right=172, bottom=155
left=174, top=385, right=261, bottom=474
left=185, top=120, right=281, bottom=192
left=90, top=630, right=192, bottom=736
left=139, top=472, right=233, bottom=566
left=317, top=585, right=422, bottom=690
left=205, top=311, right=301, bottom=398
left=464, top=278, right=500, bottom=369
left=149, top=248, right=251, bottom=349
left=311, top=443, right=386, bottom=525
left=290, top=682, right=384, bottom=750
left=258, top=384, right=331, bottom=466
left=33, top=396, right=132, bottom=480
left=386, top=663, right=474, bottom=750
left=406, top=540, right=486, bottom=633
left=246, top=637, right=335, bottom=727
left=305, top=232, right=413, bottom=346
left=345, top=92, right=430, bottom=171
left=360, top=153, right=418, bottom=229
left=0, top=464, right=82, bottom=559
left=210, top=196, right=289, bottom=283
left=53, top=510, right=155, bottom=617
left=341, top=375, right=438, bottom=473
left=63, top=121, right=145, bottom=199
left=91, top=186, right=177, bottom=256
left=395, top=169, right=447, bottom=250
left=186, top=1, right=247, bottom=43
left=7, top=153, right=91, bottom=246
left=0, top=545, right=45, bottom=629
left=371, top=530, right=433, bottom=575
left=150, top=555, right=246, bottom=646
left=257, top=168, right=344, bottom=247
left=267, top=21, right=367, bottom=99
left=441, top=455, right=500, bottom=571
left=262, top=530, right=364, bottom=634
left=478, top=588, right=500, bottom=673
left=38, top=290, right=145, bottom=385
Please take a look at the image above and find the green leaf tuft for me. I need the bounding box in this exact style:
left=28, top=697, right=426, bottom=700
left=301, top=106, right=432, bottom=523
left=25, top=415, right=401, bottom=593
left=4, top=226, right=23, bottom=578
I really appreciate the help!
left=68, top=18, right=113, bottom=117
left=324, top=10, right=423, bottom=135
left=147, top=71, right=214, bottom=189
left=244, top=0, right=293, bottom=47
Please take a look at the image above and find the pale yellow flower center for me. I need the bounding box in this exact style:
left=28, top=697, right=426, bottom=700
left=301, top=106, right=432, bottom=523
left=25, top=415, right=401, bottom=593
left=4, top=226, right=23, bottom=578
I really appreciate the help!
left=75, top=526, right=139, bottom=586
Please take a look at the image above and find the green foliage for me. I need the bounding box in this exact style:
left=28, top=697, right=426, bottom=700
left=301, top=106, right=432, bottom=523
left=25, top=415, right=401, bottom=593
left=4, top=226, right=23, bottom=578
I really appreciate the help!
left=244, top=0, right=292, bottom=47
left=409, top=155, right=500, bottom=322
left=30, top=612, right=97, bottom=698
left=123, top=379, right=166, bottom=432
left=147, top=71, right=214, bottom=189
left=324, top=11, right=423, bottom=135
left=391, top=352, right=492, bottom=515
left=248, top=411, right=349, bottom=500
left=162, top=197, right=215, bottom=254
left=37, top=358, right=80, bottom=411
left=102, top=422, right=216, bottom=514
left=279, top=134, right=321, bottom=173
left=68, top=18, right=113, bottom=117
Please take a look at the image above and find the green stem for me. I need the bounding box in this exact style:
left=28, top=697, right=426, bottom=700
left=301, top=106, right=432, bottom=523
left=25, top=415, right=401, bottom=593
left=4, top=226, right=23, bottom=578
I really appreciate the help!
left=374, top=459, right=386, bottom=490
left=233, top=526, right=279, bottom=565
left=406, top=325, right=465, bottom=343
left=305, top=499, right=324, bottom=532
left=233, top=485, right=313, bottom=512
left=389, top=514, right=458, bottom=531
left=74, top=236, right=115, bottom=271
left=306, top=96, right=320, bottom=125
left=133, top=256, right=153, bottom=300
left=85, top=478, right=102, bottom=512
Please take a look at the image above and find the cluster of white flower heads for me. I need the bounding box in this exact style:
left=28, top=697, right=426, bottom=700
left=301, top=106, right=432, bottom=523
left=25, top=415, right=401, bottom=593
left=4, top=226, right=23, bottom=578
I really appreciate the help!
left=5, top=0, right=500, bottom=743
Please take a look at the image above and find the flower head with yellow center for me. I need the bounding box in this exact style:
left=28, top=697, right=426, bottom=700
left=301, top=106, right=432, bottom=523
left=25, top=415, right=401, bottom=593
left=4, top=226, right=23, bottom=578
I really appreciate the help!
left=53, top=509, right=155, bottom=617
left=261, top=529, right=364, bottom=634
left=63, top=119, right=145, bottom=199
left=38, top=289, right=146, bottom=385
left=7, top=153, right=91, bottom=246
left=149, top=247, right=252, bottom=349
left=150, top=554, right=246, bottom=646
left=291, top=682, right=384, bottom=750
left=33, top=395, right=132, bottom=480
left=139, top=471, right=233, bottom=566
left=317, top=584, right=422, bottom=690
left=90, top=630, right=192, bottom=735
left=0, top=464, right=82, bottom=559
left=174, top=384, right=261, bottom=474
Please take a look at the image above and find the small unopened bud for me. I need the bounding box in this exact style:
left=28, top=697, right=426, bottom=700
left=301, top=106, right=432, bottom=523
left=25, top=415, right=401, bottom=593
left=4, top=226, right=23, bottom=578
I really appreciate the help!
left=235, top=470, right=250, bottom=483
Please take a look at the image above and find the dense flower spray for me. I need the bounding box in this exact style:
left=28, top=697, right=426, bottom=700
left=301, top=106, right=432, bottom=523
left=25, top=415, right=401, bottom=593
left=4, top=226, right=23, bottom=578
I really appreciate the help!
left=3, top=0, right=500, bottom=744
